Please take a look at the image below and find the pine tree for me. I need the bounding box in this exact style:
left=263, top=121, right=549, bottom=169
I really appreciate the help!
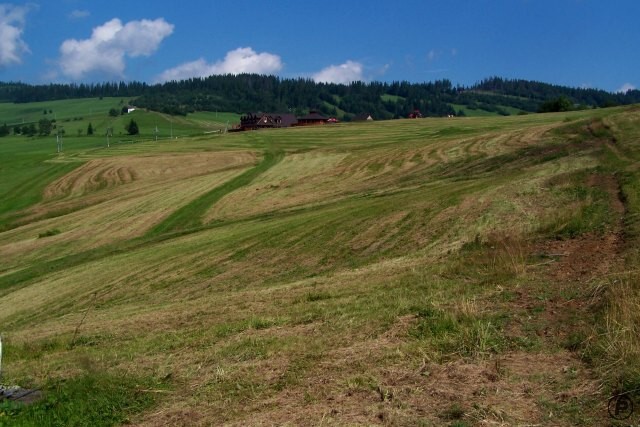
left=126, top=119, right=139, bottom=135
left=87, top=122, right=94, bottom=135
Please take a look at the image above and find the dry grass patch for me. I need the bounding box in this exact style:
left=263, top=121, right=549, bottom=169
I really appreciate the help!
left=0, top=151, right=258, bottom=272
left=597, top=273, right=640, bottom=387
left=44, top=151, right=256, bottom=200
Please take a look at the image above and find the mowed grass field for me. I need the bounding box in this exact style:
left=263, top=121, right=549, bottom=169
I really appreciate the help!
left=1, top=102, right=640, bottom=426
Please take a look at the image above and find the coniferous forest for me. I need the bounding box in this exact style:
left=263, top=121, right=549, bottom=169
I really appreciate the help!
left=1, top=75, right=639, bottom=119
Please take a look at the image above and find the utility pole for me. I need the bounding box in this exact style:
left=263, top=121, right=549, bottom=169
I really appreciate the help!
left=56, top=127, right=64, bottom=153
left=155, top=125, right=159, bottom=141
left=106, top=127, right=112, bottom=148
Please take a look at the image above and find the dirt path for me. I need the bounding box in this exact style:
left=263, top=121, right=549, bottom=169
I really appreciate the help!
left=495, top=172, right=627, bottom=424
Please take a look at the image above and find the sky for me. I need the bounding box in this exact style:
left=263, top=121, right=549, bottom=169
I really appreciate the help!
left=0, top=0, right=638, bottom=93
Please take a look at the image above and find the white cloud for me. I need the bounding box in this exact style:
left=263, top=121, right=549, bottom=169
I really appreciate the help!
left=156, top=47, right=283, bottom=82
left=379, top=63, right=391, bottom=75
left=427, top=49, right=438, bottom=62
left=69, top=9, right=90, bottom=19
left=58, top=17, right=174, bottom=79
left=0, top=4, right=30, bottom=67
left=617, top=83, right=636, bottom=94
left=156, top=58, right=211, bottom=82
left=312, top=60, right=364, bottom=84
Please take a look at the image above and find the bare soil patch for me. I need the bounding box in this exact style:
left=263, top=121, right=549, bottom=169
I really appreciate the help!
left=537, top=172, right=625, bottom=285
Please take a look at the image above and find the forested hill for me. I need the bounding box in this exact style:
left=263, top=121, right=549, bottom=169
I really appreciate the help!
left=1, top=76, right=639, bottom=119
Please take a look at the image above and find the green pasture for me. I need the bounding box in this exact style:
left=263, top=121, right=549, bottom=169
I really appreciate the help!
left=0, top=97, right=130, bottom=126
left=450, top=102, right=527, bottom=117
left=380, top=94, right=406, bottom=103
left=0, top=97, right=240, bottom=137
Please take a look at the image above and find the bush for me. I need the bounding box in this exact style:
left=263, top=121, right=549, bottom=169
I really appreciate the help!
left=538, top=96, right=573, bottom=113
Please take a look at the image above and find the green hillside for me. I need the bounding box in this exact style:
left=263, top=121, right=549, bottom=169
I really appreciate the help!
left=0, top=97, right=239, bottom=136
left=448, top=102, right=528, bottom=117
left=1, top=103, right=639, bottom=425
left=0, top=97, right=129, bottom=126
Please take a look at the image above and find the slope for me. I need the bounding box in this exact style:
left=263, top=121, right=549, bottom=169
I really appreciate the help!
left=1, top=107, right=639, bottom=425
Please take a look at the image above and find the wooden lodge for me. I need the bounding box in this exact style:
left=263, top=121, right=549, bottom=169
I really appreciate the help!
left=238, top=110, right=335, bottom=131
left=296, top=110, right=328, bottom=126
left=239, top=113, right=298, bottom=131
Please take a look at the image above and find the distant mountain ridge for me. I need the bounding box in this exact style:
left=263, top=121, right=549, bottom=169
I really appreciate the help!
left=1, top=75, right=638, bottom=119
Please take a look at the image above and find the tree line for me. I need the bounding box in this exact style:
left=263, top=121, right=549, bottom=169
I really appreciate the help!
left=0, top=118, right=98, bottom=138
left=0, top=81, right=147, bottom=103
left=1, top=75, right=639, bottom=120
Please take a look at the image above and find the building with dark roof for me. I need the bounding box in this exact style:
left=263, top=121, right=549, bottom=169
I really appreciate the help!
left=239, top=113, right=298, bottom=131
left=296, top=110, right=328, bottom=126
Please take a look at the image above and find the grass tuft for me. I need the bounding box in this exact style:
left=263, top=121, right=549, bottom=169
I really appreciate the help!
left=0, top=372, right=168, bottom=426
left=591, top=274, right=640, bottom=390
left=37, top=229, right=61, bottom=238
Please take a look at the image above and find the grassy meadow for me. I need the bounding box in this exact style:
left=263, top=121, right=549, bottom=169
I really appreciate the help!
left=1, top=100, right=640, bottom=426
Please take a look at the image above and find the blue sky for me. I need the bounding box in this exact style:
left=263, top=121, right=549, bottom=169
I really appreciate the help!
left=0, top=1, right=637, bottom=92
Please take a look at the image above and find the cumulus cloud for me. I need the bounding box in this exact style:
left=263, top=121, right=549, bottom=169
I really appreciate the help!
left=156, top=47, right=283, bottom=82
left=312, top=60, right=364, bottom=84
left=617, top=83, right=636, bottom=94
left=0, top=4, right=30, bottom=67
left=58, top=17, right=174, bottom=79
